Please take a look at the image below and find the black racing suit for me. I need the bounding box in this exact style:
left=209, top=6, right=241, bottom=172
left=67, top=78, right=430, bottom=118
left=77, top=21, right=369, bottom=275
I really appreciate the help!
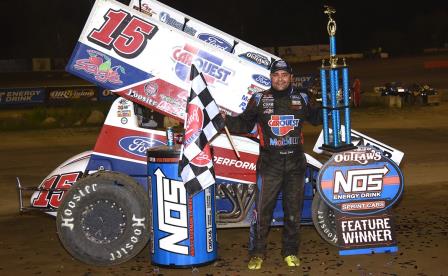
left=225, top=85, right=321, bottom=257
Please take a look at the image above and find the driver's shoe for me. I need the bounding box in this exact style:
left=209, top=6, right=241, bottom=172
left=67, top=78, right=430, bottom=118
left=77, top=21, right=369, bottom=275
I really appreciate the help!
left=284, top=255, right=300, bottom=267
left=247, top=256, right=263, bottom=270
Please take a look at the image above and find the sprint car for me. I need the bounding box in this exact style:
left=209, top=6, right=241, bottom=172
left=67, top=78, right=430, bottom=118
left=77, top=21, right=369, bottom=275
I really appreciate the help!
left=17, top=96, right=404, bottom=265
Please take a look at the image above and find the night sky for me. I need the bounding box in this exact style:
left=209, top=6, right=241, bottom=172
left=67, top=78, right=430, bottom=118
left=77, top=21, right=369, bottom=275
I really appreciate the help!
left=0, top=0, right=446, bottom=59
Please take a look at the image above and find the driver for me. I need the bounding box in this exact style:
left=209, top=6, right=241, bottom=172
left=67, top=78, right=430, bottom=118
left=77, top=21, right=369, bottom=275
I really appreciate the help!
left=223, top=60, right=321, bottom=269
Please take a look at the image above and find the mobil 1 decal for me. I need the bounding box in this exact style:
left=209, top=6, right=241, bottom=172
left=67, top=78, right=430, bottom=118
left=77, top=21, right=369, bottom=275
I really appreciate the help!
left=317, top=146, right=404, bottom=215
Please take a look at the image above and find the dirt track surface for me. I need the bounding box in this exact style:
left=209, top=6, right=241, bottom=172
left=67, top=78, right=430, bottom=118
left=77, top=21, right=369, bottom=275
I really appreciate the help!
left=1, top=104, right=447, bottom=276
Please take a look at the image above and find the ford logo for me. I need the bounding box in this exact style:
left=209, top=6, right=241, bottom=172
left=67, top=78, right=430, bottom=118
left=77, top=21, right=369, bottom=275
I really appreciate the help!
left=198, top=33, right=233, bottom=52
left=252, top=74, right=271, bottom=87
left=119, top=136, right=165, bottom=157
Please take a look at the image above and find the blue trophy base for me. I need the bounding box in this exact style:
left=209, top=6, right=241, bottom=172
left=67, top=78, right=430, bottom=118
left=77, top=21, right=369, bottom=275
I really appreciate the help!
left=319, top=143, right=357, bottom=153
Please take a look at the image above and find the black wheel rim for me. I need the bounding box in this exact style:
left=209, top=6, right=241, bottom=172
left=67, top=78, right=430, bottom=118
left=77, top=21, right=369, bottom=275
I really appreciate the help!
left=80, top=199, right=127, bottom=244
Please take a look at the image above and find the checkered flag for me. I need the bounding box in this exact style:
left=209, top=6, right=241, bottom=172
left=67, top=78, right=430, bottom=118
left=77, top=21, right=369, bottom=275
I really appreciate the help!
left=179, top=65, right=225, bottom=196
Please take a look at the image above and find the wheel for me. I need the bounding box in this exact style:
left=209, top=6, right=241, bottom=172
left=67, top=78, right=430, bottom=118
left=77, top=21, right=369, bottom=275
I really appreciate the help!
left=311, top=193, right=338, bottom=247
left=56, top=171, right=150, bottom=265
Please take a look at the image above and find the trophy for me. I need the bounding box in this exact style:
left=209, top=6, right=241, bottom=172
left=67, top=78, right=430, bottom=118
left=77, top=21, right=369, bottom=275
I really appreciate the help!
left=319, top=6, right=355, bottom=152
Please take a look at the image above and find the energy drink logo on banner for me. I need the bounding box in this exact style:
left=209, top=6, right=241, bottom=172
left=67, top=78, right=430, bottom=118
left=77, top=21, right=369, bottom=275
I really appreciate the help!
left=172, top=44, right=233, bottom=85
left=119, top=136, right=166, bottom=157
left=0, top=88, right=45, bottom=105
left=318, top=147, right=404, bottom=215
left=268, top=115, right=300, bottom=136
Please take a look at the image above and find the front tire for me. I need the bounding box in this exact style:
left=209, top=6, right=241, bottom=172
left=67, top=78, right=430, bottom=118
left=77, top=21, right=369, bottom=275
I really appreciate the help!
left=311, top=193, right=338, bottom=247
left=56, top=171, right=150, bottom=266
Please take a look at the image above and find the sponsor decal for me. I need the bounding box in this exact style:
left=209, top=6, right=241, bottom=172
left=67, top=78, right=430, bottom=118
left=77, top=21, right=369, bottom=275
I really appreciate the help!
left=238, top=52, right=271, bottom=69
left=205, top=188, right=213, bottom=252
left=268, top=115, right=300, bottom=136
left=248, top=85, right=264, bottom=97
left=172, top=44, right=233, bottom=85
left=184, top=103, right=203, bottom=147
left=334, top=149, right=382, bottom=165
left=239, top=86, right=264, bottom=111
left=154, top=168, right=191, bottom=255
left=68, top=38, right=154, bottom=90
left=213, top=156, right=256, bottom=170
left=32, top=172, right=82, bottom=209
left=212, top=146, right=258, bottom=183
left=291, top=94, right=302, bottom=106
left=74, top=50, right=125, bottom=85
left=126, top=88, right=158, bottom=106
left=198, top=33, right=233, bottom=52
left=132, top=4, right=156, bottom=17
left=183, top=103, right=211, bottom=167
left=117, top=110, right=131, bottom=117
left=119, top=136, right=166, bottom=157
left=263, top=108, right=274, bottom=114
left=252, top=74, right=271, bottom=87
left=114, top=79, right=187, bottom=120
left=144, top=82, right=158, bottom=96
left=269, top=136, right=300, bottom=146
left=159, top=12, right=197, bottom=35
left=318, top=147, right=404, bottom=215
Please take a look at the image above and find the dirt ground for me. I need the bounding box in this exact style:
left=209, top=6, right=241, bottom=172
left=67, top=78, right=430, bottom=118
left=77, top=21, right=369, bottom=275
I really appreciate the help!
left=0, top=103, right=447, bottom=276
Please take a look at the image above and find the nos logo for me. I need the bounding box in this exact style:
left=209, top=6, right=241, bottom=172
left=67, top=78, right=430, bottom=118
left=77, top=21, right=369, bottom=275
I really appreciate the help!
left=154, top=168, right=190, bottom=255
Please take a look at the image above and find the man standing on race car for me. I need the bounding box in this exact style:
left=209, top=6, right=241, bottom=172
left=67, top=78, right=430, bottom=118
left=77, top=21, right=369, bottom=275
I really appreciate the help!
left=223, top=60, right=321, bottom=270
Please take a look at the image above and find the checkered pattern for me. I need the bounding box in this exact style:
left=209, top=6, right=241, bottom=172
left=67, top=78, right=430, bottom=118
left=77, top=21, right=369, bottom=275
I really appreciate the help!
left=179, top=65, right=225, bottom=195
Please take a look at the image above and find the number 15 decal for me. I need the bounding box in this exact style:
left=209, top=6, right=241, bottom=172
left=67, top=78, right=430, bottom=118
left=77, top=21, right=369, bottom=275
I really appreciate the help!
left=88, top=9, right=158, bottom=58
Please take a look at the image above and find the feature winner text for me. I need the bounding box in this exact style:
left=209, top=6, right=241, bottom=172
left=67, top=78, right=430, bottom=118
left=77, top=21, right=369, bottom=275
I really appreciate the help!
left=339, top=217, right=393, bottom=246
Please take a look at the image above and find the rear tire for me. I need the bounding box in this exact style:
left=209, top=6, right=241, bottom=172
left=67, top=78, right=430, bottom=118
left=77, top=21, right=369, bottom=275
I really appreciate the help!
left=56, top=171, right=150, bottom=266
left=311, top=193, right=338, bottom=247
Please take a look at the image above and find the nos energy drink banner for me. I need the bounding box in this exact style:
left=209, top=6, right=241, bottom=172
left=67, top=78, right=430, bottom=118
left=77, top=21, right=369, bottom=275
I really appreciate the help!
left=148, top=147, right=216, bottom=267
left=317, top=146, right=404, bottom=255
left=66, top=0, right=271, bottom=121
left=129, top=0, right=278, bottom=70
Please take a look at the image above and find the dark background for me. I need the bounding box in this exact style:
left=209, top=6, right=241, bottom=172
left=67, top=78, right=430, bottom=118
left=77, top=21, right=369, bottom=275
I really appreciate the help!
left=0, top=0, right=446, bottom=59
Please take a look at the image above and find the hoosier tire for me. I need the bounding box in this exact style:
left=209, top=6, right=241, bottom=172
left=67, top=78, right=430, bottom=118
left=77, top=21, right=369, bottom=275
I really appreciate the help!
left=311, top=193, right=338, bottom=247
left=56, top=171, right=150, bottom=266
